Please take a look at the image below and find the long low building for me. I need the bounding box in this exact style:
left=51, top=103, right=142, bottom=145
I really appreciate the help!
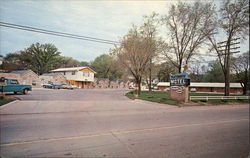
left=157, top=82, right=243, bottom=94
left=0, top=70, right=41, bottom=87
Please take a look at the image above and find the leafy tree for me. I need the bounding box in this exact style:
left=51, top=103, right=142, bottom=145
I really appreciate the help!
left=80, top=61, right=90, bottom=66
left=203, top=61, right=224, bottom=82
left=157, top=62, right=177, bottom=82
left=161, top=1, right=217, bottom=73
left=55, top=56, right=81, bottom=68
left=25, top=43, right=61, bottom=75
left=1, top=52, right=28, bottom=72
left=91, top=53, right=122, bottom=80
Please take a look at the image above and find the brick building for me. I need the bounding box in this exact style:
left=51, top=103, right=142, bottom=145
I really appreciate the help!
left=157, top=82, right=243, bottom=94
left=0, top=70, right=40, bottom=87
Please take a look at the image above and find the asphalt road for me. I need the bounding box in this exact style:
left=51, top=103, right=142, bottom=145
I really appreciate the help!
left=0, top=88, right=249, bottom=158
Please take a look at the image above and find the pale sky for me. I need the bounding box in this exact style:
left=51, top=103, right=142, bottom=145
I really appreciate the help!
left=0, top=0, right=248, bottom=62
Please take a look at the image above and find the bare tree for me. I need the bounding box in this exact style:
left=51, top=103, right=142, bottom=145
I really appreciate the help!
left=205, top=0, right=249, bottom=96
left=189, top=63, right=204, bottom=82
left=161, top=1, right=217, bottom=73
left=140, top=13, right=161, bottom=92
left=232, top=52, right=249, bottom=95
left=116, top=26, right=155, bottom=96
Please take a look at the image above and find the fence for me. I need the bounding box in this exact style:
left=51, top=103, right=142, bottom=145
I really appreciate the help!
left=190, top=96, right=249, bottom=101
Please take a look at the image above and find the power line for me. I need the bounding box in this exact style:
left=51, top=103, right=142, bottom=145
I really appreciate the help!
left=0, top=21, right=120, bottom=45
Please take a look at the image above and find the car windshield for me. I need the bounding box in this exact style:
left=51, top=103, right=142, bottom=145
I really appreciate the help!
left=10, top=80, right=19, bottom=84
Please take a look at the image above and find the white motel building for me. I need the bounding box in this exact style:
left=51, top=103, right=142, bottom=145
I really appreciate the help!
left=51, top=67, right=96, bottom=89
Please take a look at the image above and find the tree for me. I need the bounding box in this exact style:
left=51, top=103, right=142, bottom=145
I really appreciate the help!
left=232, top=52, right=249, bottom=95
left=117, top=26, right=155, bottom=96
left=55, top=56, right=81, bottom=68
left=140, top=13, right=161, bottom=92
left=25, top=43, right=61, bottom=75
left=157, top=62, right=177, bottom=82
left=1, top=52, right=28, bottom=72
left=203, top=61, right=225, bottom=82
left=161, top=1, right=217, bottom=73
left=205, top=0, right=249, bottom=96
left=91, top=54, right=122, bottom=81
left=189, top=63, right=206, bottom=82
left=80, top=61, right=90, bottom=67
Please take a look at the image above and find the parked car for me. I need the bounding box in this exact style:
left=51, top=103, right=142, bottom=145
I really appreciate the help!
left=42, top=83, right=53, bottom=89
left=59, top=84, right=78, bottom=90
left=190, top=88, right=197, bottom=92
left=42, top=83, right=63, bottom=89
left=0, top=77, right=32, bottom=94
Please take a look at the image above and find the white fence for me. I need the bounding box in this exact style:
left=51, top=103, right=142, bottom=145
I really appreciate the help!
left=190, top=96, right=249, bottom=101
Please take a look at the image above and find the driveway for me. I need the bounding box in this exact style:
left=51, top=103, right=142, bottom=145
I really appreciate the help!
left=0, top=89, right=249, bottom=158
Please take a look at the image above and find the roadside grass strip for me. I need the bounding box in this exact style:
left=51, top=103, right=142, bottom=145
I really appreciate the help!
left=125, top=91, right=180, bottom=106
left=0, top=96, right=16, bottom=106
left=125, top=91, right=249, bottom=105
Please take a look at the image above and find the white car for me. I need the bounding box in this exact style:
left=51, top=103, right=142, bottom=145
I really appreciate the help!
left=60, top=84, right=78, bottom=90
left=190, top=88, right=197, bottom=92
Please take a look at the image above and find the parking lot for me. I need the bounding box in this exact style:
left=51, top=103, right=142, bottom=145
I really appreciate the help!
left=0, top=89, right=249, bottom=157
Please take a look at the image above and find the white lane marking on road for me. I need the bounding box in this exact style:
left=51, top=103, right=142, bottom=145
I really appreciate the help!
left=0, top=118, right=248, bottom=147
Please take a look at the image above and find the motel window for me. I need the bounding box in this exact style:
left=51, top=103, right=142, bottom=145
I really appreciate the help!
left=72, top=71, right=75, bottom=75
left=83, top=72, right=90, bottom=77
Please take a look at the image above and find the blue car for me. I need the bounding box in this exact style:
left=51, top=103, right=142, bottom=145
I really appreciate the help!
left=42, top=83, right=63, bottom=89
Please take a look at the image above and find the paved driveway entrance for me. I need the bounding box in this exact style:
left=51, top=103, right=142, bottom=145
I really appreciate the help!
left=0, top=89, right=249, bottom=157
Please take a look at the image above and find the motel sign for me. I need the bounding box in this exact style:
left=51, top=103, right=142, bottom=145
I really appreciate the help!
left=170, top=72, right=190, bottom=86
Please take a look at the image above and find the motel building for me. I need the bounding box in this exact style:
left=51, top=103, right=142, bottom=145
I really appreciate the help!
left=157, top=82, right=243, bottom=94
left=51, top=67, right=96, bottom=89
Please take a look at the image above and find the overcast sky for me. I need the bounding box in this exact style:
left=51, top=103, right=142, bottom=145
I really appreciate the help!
left=0, top=0, right=248, bottom=62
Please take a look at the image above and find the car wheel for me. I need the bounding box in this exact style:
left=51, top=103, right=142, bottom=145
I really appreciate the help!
left=23, top=89, right=28, bottom=94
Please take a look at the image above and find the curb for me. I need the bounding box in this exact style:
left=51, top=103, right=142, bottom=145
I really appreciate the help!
left=0, top=100, right=20, bottom=110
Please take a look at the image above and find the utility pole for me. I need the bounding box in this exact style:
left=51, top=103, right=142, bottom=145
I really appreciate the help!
left=217, top=38, right=240, bottom=96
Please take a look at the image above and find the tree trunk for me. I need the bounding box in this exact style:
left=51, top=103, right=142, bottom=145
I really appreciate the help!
left=224, top=71, right=230, bottom=96
left=136, top=77, right=142, bottom=96
left=242, top=83, right=246, bottom=95
left=178, top=66, right=181, bottom=73
left=149, top=66, right=152, bottom=92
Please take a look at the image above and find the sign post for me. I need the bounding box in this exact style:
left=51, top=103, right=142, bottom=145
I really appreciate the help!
left=170, top=72, right=190, bottom=103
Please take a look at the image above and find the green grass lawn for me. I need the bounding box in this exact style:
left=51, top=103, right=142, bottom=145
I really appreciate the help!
left=125, top=91, right=249, bottom=106
left=0, top=96, right=16, bottom=106
left=125, top=90, right=180, bottom=106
